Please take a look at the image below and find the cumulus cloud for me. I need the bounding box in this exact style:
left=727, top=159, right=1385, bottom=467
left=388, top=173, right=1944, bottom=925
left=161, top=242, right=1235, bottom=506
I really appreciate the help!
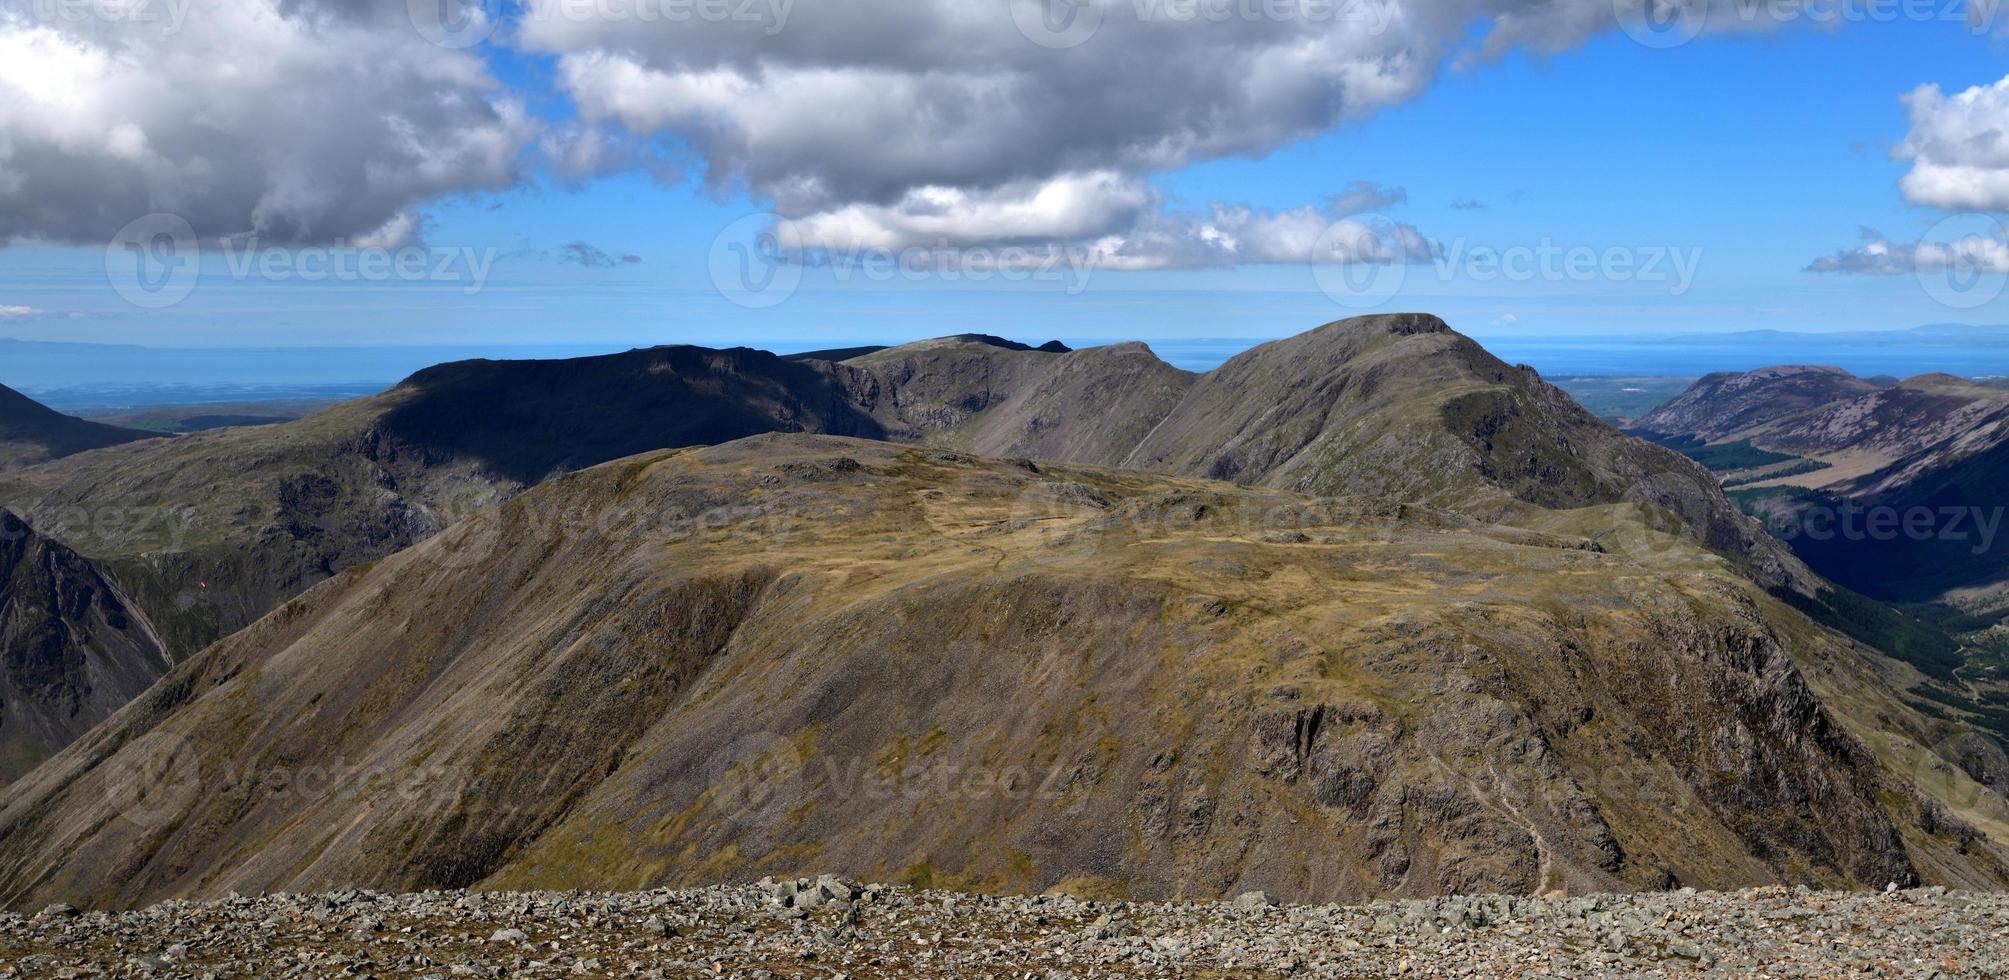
left=1806, top=226, right=2009, bottom=275
left=560, top=241, right=642, bottom=266
left=1894, top=75, right=2009, bottom=212
left=1812, top=72, right=2009, bottom=273
left=0, top=0, right=1801, bottom=258
left=0, top=0, right=537, bottom=247
left=776, top=188, right=1437, bottom=272
left=1086, top=201, right=1439, bottom=270
left=519, top=0, right=1777, bottom=256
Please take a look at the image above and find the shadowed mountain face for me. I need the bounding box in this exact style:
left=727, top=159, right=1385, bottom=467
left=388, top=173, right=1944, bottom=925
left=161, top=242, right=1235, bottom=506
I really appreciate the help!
left=0, top=385, right=159, bottom=471
left=377, top=346, right=886, bottom=484
left=2, top=437, right=2000, bottom=911
left=0, top=315, right=1804, bottom=661
left=1780, top=421, right=2009, bottom=604
left=0, top=510, right=166, bottom=782
left=1636, top=365, right=2009, bottom=607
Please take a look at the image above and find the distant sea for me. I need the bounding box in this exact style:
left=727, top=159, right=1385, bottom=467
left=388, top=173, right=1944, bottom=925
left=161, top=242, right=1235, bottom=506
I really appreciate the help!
left=7, top=324, right=2008, bottom=410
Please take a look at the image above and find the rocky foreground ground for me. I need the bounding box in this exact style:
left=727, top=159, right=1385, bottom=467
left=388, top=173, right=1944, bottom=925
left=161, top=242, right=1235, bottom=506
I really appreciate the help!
left=0, top=878, right=2001, bottom=978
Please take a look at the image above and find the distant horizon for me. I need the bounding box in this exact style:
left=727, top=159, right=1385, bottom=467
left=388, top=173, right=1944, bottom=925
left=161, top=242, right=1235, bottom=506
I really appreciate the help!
left=11, top=318, right=2009, bottom=411
left=5, top=317, right=2006, bottom=352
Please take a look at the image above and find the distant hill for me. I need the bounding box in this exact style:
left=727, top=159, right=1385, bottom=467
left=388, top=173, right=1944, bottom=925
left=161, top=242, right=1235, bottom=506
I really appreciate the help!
left=0, top=437, right=1995, bottom=910
left=1633, top=366, right=1879, bottom=442
left=0, top=384, right=160, bottom=470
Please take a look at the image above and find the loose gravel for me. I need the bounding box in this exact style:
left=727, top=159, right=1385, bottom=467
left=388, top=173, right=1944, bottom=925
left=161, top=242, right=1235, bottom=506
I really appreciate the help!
left=0, top=878, right=2001, bottom=978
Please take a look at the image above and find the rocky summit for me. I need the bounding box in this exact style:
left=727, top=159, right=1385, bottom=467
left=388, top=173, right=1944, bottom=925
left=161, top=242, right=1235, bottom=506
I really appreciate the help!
left=0, top=881, right=2002, bottom=978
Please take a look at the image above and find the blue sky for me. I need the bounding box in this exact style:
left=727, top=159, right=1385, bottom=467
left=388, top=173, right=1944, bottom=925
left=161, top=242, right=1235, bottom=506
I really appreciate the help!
left=1, top=8, right=2007, bottom=353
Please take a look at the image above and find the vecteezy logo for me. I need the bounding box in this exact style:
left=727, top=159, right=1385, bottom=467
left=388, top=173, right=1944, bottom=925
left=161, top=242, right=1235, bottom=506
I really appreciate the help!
left=103, top=731, right=202, bottom=830
left=708, top=213, right=803, bottom=310
left=106, top=213, right=199, bottom=309
left=1311, top=214, right=1407, bottom=310
left=408, top=0, right=500, bottom=49
left=427, top=482, right=506, bottom=571
left=1915, top=213, right=2009, bottom=311
left=700, top=731, right=804, bottom=835
left=1613, top=0, right=1707, bottom=49
left=1010, top=0, right=1104, bottom=49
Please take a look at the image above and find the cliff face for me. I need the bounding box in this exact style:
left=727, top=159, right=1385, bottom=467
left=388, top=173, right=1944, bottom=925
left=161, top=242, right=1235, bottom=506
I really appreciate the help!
left=0, top=510, right=167, bottom=782
left=0, top=437, right=1994, bottom=912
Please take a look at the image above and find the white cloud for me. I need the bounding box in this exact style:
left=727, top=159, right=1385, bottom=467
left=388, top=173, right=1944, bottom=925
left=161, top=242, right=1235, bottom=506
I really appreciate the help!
left=521, top=0, right=1787, bottom=254
left=0, top=0, right=1812, bottom=256
left=0, top=0, right=538, bottom=246
left=775, top=181, right=1438, bottom=272
left=1807, top=226, right=2009, bottom=275
left=0, top=304, right=35, bottom=316
left=1895, top=75, right=2009, bottom=212
left=777, top=172, right=1155, bottom=253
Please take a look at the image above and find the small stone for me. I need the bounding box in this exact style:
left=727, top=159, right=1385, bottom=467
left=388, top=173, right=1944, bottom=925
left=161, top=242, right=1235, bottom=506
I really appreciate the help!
left=1232, top=891, right=1278, bottom=911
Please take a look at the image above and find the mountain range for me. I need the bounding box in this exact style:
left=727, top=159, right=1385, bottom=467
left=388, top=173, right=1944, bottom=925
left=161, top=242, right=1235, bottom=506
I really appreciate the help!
left=1632, top=365, right=2009, bottom=608
left=1, top=435, right=2001, bottom=910
left=0, top=314, right=2005, bottom=908
left=0, top=315, right=1804, bottom=663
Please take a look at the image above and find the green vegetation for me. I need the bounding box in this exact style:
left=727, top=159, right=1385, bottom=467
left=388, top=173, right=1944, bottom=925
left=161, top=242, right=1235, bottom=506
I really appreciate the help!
left=1675, top=440, right=1799, bottom=473
left=1722, top=458, right=1832, bottom=488
left=1771, top=585, right=2009, bottom=740
left=1626, top=430, right=1810, bottom=475
left=1908, top=682, right=2009, bottom=743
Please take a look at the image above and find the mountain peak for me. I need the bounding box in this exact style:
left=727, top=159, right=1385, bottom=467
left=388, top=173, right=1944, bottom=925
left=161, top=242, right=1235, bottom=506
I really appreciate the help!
left=1308, top=311, right=1450, bottom=339
left=937, top=333, right=1071, bottom=353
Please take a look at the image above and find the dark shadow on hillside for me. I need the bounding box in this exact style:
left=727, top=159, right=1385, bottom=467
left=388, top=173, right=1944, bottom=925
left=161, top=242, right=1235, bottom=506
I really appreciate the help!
left=375, top=346, right=887, bottom=484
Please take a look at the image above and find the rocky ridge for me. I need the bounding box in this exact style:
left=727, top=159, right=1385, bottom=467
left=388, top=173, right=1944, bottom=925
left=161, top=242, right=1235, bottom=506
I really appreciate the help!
left=1, top=880, right=2001, bottom=978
